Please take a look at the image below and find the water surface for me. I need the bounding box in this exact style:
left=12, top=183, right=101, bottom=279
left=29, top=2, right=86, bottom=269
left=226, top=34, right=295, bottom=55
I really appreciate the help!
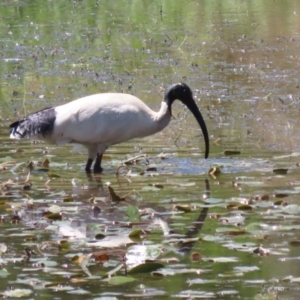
left=1, top=0, right=300, bottom=299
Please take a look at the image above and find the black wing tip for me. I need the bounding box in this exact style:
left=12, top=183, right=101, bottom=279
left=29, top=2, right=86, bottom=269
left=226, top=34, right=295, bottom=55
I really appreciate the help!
left=10, top=120, right=20, bottom=129
left=9, top=119, right=24, bottom=138
left=9, top=107, right=56, bottom=139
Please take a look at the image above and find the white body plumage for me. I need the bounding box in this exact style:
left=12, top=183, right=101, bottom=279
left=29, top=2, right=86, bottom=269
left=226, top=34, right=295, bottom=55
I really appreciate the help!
left=45, top=93, right=170, bottom=157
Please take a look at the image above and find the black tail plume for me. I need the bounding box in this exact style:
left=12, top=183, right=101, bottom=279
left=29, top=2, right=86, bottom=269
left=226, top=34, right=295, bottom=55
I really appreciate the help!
left=10, top=107, right=56, bottom=139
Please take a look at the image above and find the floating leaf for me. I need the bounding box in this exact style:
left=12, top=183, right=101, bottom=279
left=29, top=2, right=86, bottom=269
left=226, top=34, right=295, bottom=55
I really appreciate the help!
left=227, top=229, right=248, bottom=236
left=106, top=275, right=135, bottom=285
left=234, top=265, right=260, bottom=272
left=206, top=257, right=239, bottom=263
left=126, top=245, right=161, bottom=269
left=93, top=249, right=126, bottom=262
left=108, top=186, right=130, bottom=202
left=94, top=252, right=110, bottom=262
left=27, top=161, right=34, bottom=171
left=174, top=204, right=192, bottom=213
left=0, top=200, right=7, bottom=205
left=252, top=194, right=270, bottom=201
left=0, top=243, right=7, bottom=255
left=92, top=205, right=101, bottom=218
left=156, top=152, right=167, bottom=159
left=126, top=205, right=140, bottom=222
left=47, top=173, right=61, bottom=178
left=273, top=168, right=288, bottom=175
left=95, top=233, right=106, bottom=240
left=282, top=204, right=300, bottom=214
left=191, top=252, right=202, bottom=262
left=253, top=246, right=270, bottom=256
left=72, top=255, right=80, bottom=263
left=33, top=168, right=49, bottom=173
left=226, top=202, right=241, bottom=209
left=127, top=262, right=164, bottom=275
left=43, top=158, right=50, bottom=168
left=129, top=229, right=146, bottom=241
left=3, top=289, right=32, bottom=297
left=260, top=194, right=270, bottom=201
left=153, top=267, right=208, bottom=277
left=63, top=196, right=74, bottom=202
left=58, top=240, right=70, bottom=250
left=23, top=183, right=31, bottom=190
left=254, top=292, right=278, bottom=300
left=86, top=235, right=133, bottom=248
left=148, top=183, right=164, bottom=189
left=274, top=193, right=289, bottom=198
left=202, top=235, right=225, bottom=243
left=0, top=269, right=9, bottom=277
left=57, top=223, right=85, bottom=238
left=245, top=223, right=266, bottom=232
left=237, top=204, right=253, bottom=210
left=142, top=185, right=161, bottom=191
left=289, top=239, right=300, bottom=246
left=178, top=182, right=196, bottom=187
left=146, top=167, right=157, bottom=172
left=274, top=189, right=300, bottom=196
left=224, top=150, right=241, bottom=155
left=273, top=199, right=287, bottom=206
left=220, top=215, right=245, bottom=225
left=44, top=212, right=62, bottom=220
left=48, top=205, right=61, bottom=214
left=274, top=152, right=300, bottom=159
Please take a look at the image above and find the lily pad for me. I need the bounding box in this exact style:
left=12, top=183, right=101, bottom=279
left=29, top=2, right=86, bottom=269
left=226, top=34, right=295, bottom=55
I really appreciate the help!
left=126, top=205, right=141, bottom=222
left=127, top=262, right=164, bottom=275
left=205, top=257, right=239, bottom=263
left=106, top=275, right=135, bottom=285
left=129, top=229, right=146, bottom=241
left=273, top=168, right=288, bottom=174
left=3, top=289, right=32, bottom=298
left=224, top=150, right=241, bottom=155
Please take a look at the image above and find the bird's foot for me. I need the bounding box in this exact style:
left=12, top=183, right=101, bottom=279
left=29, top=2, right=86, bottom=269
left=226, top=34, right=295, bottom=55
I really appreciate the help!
left=93, top=166, right=103, bottom=173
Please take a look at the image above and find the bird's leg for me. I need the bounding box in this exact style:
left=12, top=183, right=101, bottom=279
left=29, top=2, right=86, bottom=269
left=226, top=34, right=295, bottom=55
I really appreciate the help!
left=93, top=153, right=103, bottom=173
left=85, top=158, right=93, bottom=172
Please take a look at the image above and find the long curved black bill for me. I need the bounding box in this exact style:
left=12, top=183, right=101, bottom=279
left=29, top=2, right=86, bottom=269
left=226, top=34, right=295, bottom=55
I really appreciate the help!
left=185, top=98, right=209, bottom=159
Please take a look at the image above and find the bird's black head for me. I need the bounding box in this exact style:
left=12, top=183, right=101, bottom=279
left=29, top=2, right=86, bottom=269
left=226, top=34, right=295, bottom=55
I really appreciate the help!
left=164, top=83, right=193, bottom=109
left=164, top=82, right=210, bottom=159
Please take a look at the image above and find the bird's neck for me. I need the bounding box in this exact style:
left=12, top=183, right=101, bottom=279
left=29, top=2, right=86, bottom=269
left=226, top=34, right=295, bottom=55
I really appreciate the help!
left=152, top=101, right=172, bottom=133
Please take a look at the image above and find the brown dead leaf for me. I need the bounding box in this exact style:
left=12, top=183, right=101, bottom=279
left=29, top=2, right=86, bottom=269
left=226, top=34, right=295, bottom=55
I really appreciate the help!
left=191, top=252, right=202, bottom=262
left=43, top=158, right=50, bottom=168
left=93, top=253, right=109, bottom=262
left=92, top=249, right=126, bottom=262
left=108, top=186, right=131, bottom=202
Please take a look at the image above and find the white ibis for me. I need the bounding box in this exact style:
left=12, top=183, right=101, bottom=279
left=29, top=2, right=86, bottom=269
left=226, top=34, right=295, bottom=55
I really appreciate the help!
left=10, top=83, right=209, bottom=172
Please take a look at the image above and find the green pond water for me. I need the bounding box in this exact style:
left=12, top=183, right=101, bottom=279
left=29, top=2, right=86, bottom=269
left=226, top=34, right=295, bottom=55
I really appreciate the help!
left=1, top=0, right=300, bottom=299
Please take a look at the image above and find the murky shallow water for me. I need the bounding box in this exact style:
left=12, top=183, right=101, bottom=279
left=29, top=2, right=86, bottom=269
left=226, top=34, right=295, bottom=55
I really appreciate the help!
left=1, top=0, right=300, bottom=299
